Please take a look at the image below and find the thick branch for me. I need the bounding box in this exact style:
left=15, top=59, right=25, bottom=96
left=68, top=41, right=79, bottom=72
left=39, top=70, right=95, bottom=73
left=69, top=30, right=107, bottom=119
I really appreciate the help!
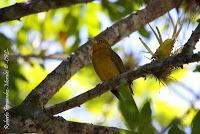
left=46, top=53, right=200, bottom=116
left=6, top=112, right=126, bottom=133
left=181, top=24, right=200, bottom=55
left=0, top=0, right=94, bottom=23
left=21, top=0, right=182, bottom=108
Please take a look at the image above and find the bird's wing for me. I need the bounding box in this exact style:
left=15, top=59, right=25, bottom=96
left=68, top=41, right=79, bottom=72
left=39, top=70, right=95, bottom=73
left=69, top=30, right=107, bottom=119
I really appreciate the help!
left=110, top=49, right=133, bottom=94
left=110, top=50, right=126, bottom=73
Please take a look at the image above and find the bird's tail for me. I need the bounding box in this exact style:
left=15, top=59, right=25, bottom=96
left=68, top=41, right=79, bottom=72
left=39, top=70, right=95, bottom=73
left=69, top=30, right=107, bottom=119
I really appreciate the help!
left=111, top=89, right=121, bottom=100
left=111, top=83, right=133, bottom=100
left=128, top=80, right=133, bottom=94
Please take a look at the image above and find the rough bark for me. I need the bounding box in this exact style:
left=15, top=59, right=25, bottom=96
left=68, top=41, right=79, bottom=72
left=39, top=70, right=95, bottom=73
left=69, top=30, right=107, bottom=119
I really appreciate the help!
left=0, top=0, right=94, bottom=23
left=21, top=0, right=183, bottom=109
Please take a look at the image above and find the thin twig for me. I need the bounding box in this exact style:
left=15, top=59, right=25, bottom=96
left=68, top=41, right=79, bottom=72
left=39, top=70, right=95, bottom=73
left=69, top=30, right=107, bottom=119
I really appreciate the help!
left=0, top=53, right=68, bottom=60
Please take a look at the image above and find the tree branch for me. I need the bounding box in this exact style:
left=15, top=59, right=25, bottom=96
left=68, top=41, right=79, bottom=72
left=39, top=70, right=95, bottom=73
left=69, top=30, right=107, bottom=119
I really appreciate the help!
left=5, top=112, right=126, bottom=133
left=46, top=53, right=200, bottom=116
left=46, top=23, right=200, bottom=115
left=21, top=0, right=182, bottom=109
left=0, top=53, right=68, bottom=60
left=181, top=24, right=200, bottom=55
left=0, top=0, right=94, bottom=23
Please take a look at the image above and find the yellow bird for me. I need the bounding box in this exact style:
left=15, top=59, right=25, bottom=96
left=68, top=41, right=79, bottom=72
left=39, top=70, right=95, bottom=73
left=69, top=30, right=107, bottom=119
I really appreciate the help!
left=92, top=39, right=133, bottom=99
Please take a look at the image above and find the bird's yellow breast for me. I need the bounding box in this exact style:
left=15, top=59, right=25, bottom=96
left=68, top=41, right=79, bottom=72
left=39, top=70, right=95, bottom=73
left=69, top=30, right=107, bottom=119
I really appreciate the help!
left=92, top=48, right=120, bottom=81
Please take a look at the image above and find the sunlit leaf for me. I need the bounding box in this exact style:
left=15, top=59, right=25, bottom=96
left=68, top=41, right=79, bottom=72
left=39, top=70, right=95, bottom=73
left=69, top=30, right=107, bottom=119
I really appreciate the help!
left=154, top=100, right=186, bottom=126
left=16, top=27, right=28, bottom=47
left=139, top=27, right=150, bottom=38
left=182, top=109, right=197, bottom=126
left=119, top=84, right=139, bottom=130
left=0, top=33, right=12, bottom=50
left=101, top=0, right=140, bottom=21
left=193, top=65, right=200, bottom=72
left=191, top=110, right=200, bottom=134
left=138, top=100, right=155, bottom=134
left=168, top=124, right=185, bottom=134
left=84, top=92, right=113, bottom=114
left=83, top=3, right=101, bottom=36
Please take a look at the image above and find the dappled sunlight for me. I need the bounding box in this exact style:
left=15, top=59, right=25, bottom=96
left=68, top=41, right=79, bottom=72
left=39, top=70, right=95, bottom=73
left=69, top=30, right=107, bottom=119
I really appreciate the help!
left=0, top=0, right=199, bottom=133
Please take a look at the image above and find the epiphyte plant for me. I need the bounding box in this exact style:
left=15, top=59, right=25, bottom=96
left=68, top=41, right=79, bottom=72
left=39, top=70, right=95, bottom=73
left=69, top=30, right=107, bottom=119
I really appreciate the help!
left=139, top=18, right=184, bottom=82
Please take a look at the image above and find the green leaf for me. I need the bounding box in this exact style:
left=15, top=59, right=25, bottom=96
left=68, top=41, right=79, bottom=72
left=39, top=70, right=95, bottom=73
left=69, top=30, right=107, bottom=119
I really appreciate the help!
left=140, top=100, right=151, bottom=122
left=85, top=92, right=112, bottom=114
left=138, top=100, right=155, bottom=134
left=16, top=27, right=28, bottom=47
left=197, top=51, right=200, bottom=57
left=139, top=27, right=150, bottom=38
left=84, top=3, right=101, bottom=36
left=101, top=0, right=140, bottom=21
left=143, top=0, right=151, bottom=4
left=15, top=73, right=29, bottom=82
left=0, top=33, right=12, bottom=51
left=193, top=65, right=200, bottom=72
left=168, top=124, right=185, bottom=134
left=191, top=110, right=200, bottom=134
left=119, top=83, right=139, bottom=130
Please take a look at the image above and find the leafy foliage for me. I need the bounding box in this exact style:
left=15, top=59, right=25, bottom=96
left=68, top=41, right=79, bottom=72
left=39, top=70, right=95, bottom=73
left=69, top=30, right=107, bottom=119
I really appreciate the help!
left=119, top=83, right=155, bottom=133
left=168, top=123, right=185, bottom=134
left=0, top=0, right=199, bottom=133
left=193, top=64, right=200, bottom=72
left=0, top=33, right=28, bottom=105
left=191, top=110, right=200, bottom=134
left=119, top=84, right=139, bottom=131
left=137, top=101, right=155, bottom=134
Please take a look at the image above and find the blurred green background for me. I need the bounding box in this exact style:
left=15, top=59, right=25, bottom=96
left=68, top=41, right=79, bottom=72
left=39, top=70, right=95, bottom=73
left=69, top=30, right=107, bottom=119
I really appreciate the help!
left=0, top=0, right=200, bottom=133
